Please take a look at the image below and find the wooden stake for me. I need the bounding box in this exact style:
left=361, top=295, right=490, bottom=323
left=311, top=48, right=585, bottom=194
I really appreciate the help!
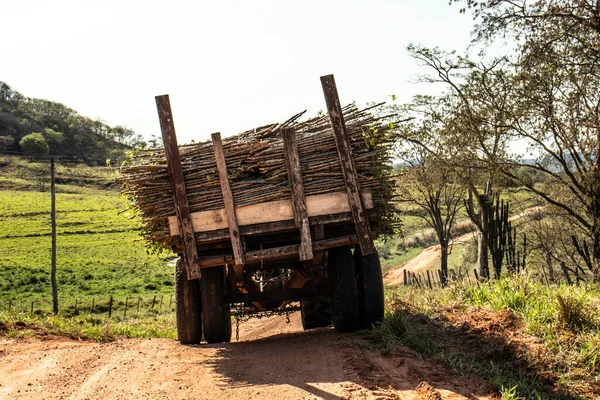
left=212, top=132, right=245, bottom=276
left=282, top=127, right=313, bottom=261
left=50, top=158, right=58, bottom=315
left=426, top=270, right=433, bottom=289
left=320, top=74, right=375, bottom=255
left=156, top=95, right=200, bottom=280
left=108, top=296, right=113, bottom=317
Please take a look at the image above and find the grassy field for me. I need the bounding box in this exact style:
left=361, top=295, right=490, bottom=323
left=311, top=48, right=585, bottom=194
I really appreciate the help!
left=0, top=156, right=175, bottom=315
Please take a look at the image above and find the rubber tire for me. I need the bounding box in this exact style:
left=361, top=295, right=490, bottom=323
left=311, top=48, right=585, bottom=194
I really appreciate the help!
left=300, top=296, right=332, bottom=330
left=329, top=246, right=361, bottom=332
left=354, top=246, right=384, bottom=328
left=200, top=266, right=232, bottom=344
left=175, top=259, right=203, bottom=344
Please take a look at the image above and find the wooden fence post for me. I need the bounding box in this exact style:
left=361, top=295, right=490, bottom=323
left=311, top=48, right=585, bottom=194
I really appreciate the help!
left=50, top=158, right=58, bottom=315
left=403, top=269, right=407, bottom=286
left=90, top=298, right=95, bottom=314
left=473, top=268, right=480, bottom=282
left=74, top=299, right=78, bottom=315
left=426, top=270, right=433, bottom=289
left=124, top=297, right=129, bottom=318
left=108, top=296, right=113, bottom=317
left=30, top=301, right=34, bottom=315
left=151, top=295, right=157, bottom=309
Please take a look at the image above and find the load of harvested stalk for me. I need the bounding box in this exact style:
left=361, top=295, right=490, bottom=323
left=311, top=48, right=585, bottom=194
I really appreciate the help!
left=120, top=104, right=400, bottom=249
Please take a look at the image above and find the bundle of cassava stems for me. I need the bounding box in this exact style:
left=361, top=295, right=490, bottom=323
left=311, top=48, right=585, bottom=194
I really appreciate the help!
left=120, top=104, right=400, bottom=248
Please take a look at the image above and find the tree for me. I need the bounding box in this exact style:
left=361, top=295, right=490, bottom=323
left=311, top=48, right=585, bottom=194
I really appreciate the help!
left=450, top=0, right=600, bottom=281
left=42, top=128, right=64, bottom=152
left=19, top=132, right=49, bottom=155
left=404, top=45, right=516, bottom=280
left=398, top=149, right=466, bottom=285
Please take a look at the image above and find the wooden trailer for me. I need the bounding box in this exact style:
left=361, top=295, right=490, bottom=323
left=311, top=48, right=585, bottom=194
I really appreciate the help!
left=158, top=75, right=384, bottom=344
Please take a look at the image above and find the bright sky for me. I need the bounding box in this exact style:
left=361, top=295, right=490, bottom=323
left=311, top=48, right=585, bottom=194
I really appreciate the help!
left=3, top=0, right=474, bottom=144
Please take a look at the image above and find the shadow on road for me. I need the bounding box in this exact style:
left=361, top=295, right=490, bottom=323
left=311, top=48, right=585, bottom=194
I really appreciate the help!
left=202, top=328, right=349, bottom=399
left=197, top=322, right=494, bottom=399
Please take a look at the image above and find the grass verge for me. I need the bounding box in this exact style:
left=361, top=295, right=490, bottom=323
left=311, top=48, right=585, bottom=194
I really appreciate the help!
left=0, top=310, right=176, bottom=342
left=372, top=277, right=600, bottom=399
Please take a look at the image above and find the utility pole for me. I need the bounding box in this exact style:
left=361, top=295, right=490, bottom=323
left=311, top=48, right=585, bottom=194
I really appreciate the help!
left=50, top=158, right=58, bottom=314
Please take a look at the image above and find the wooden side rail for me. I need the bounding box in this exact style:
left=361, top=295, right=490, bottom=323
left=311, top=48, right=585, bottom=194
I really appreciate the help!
left=192, top=235, right=360, bottom=268
left=170, top=209, right=378, bottom=249
left=168, top=189, right=373, bottom=236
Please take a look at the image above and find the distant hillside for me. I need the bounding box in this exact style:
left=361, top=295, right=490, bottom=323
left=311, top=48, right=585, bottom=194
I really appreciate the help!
left=0, top=82, right=146, bottom=166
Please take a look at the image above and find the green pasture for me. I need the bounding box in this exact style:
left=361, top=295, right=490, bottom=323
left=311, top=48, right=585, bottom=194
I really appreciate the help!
left=0, top=187, right=174, bottom=309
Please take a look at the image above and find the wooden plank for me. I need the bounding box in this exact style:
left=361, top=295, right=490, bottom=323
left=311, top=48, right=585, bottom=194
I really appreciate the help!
left=171, top=210, right=378, bottom=252
left=211, top=132, right=245, bottom=273
left=156, top=95, right=201, bottom=280
left=320, top=74, right=376, bottom=255
left=194, top=235, right=359, bottom=268
left=243, top=235, right=358, bottom=264
left=282, top=127, right=313, bottom=261
left=169, top=189, right=373, bottom=236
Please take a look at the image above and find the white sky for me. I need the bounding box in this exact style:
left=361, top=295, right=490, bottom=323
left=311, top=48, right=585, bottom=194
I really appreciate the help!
left=2, top=0, right=474, bottom=144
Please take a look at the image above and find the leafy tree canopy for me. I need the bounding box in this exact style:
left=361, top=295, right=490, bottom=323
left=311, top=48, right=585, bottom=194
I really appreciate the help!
left=19, top=132, right=49, bottom=155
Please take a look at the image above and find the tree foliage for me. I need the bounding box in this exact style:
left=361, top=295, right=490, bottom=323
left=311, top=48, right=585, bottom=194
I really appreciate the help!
left=398, top=0, right=600, bottom=281
left=0, top=82, right=146, bottom=164
left=19, top=132, right=49, bottom=155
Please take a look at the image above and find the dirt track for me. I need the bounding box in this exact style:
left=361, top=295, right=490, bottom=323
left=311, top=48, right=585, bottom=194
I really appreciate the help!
left=0, top=313, right=493, bottom=400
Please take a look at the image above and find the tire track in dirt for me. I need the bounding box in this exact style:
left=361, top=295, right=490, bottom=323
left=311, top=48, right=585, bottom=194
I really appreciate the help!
left=0, top=313, right=493, bottom=399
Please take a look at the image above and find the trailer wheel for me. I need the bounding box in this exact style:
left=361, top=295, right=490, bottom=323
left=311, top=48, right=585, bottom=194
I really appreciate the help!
left=329, top=246, right=360, bottom=332
left=300, top=296, right=332, bottom=330
left=200, top=266, right=231, bottom=344
left=354, top=246, right=384, bottom=328
left=175, top=258, right=202, bottom=345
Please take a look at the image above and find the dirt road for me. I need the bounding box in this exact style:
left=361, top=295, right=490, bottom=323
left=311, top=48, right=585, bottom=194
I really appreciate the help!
left=383, top=230, right=476, bottom=286
left=0, top=313, right=492, bottom=400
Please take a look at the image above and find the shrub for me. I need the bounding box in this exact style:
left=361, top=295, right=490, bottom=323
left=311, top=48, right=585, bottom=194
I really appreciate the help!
left=19, top=133, right=49, bottom=155
left=556, top=293, right=597, bottom=333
